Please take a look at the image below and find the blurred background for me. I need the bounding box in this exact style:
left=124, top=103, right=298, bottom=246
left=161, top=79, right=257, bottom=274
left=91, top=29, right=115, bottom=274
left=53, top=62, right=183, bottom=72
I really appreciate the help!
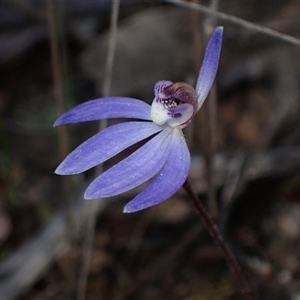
left=1, top=0, right=300, bottom=299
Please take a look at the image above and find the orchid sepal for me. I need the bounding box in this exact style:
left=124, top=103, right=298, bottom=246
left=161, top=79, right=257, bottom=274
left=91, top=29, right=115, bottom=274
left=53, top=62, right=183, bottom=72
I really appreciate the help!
left=195, top=26, right=223, bottom=111
left=55, top=121, right=163, bottom=175
left=54, top=97, right=152, bottom=126
left=123, top=129, right=190, bottom=212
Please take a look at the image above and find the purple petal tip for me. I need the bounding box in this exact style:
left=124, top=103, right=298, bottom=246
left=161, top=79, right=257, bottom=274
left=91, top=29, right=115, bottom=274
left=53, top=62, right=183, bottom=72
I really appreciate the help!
left=54, top=165, right=72, bottom=175
left=123, top=207, right=131, bottom=213
left=53, top=119, right=62, bottom=127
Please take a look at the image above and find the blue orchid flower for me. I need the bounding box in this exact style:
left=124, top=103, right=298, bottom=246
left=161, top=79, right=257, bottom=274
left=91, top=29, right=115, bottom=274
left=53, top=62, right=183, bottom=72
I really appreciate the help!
left=54, top=27, right=223, bottom=213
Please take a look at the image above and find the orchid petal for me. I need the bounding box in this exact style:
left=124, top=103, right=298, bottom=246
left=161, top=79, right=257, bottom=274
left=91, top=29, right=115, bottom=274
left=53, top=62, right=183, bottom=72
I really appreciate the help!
left=124, top=129, right=191, bottom=213
left=195, top=26, right=223, bottom=111
left=167, top=103, right=194, bottom=127
left=54, top=97, right=151, bottom=126
left=85, top=127, right=173, bottom=198
left=55, top=121, right=163, bottom=175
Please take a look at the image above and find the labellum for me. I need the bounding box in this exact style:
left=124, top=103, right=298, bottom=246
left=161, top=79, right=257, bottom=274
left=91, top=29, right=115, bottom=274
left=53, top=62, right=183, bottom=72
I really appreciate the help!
left=151, top=81, right=197, bottom=128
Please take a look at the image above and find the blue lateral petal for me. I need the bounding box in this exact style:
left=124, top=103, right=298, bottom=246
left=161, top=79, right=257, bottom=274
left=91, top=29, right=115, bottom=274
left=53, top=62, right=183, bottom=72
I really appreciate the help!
left=195, top=27, right=223, bottom=111
left=55, top=121, right=163, bottom=175
left=54, top=97, right=151, bottom=126
left=123, top=129, right=191, bottom=213
left=84, top=127, right=173, bottom=199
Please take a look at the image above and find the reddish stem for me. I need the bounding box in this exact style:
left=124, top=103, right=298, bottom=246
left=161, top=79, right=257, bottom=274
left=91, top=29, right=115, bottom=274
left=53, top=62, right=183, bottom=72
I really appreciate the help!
left=183, top=179, right=252, bottom=300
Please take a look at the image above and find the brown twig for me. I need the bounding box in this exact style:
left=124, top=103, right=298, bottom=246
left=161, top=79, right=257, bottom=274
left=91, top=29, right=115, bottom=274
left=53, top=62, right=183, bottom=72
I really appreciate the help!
left=183, top=179, right=253, bottom=300
left=76, top=1, right=120, bottom=300
left=202, top=0, right=219, bottom=218
left=191, top=0, right=219, bottom=218
left=46, top=1, right=68, bottom=165
left=165, top=0, right=300, bottom=47
left=102, top=0, right=120, bottom=98
left=46, top=1, right=75, bottom=297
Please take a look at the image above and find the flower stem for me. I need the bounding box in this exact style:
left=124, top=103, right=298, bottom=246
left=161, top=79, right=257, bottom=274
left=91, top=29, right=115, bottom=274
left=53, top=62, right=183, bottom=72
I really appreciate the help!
left=183, top=179, right=252, bottom=300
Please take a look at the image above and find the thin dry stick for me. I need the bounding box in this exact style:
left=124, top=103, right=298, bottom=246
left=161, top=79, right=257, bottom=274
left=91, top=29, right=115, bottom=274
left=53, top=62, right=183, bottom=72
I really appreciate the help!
left=46, top=0, right=68, bottom=167
left=46, top=1, right=75, bottom=296
left=190, top=7, right=203, bottom=139
left=165, top=0, right=300, bottom=47
left=185, top=0, right=202, bottom=151
left=203, top=85, right=218, bottom=217
left=191, top=0, right=202, bottom=75
left=76, top=1, right=120, bottom=300
left=183, top=179, right=252, bottom=300
left=102, top=2, right=120, bottom=98
left=202, top=0, right=219, bottom=218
